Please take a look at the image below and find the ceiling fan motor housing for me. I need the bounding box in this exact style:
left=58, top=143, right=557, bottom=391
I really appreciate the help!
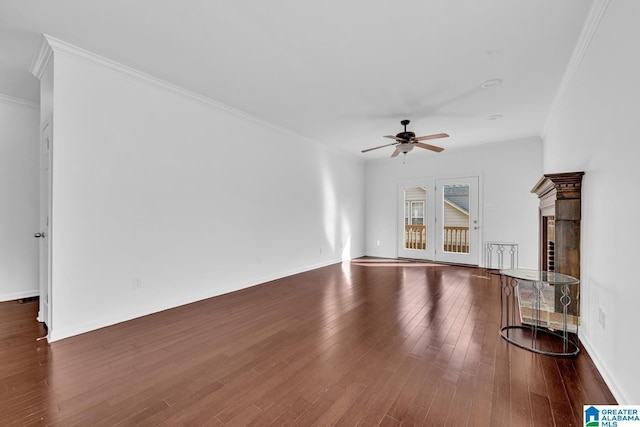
left=396, top=131, right=416, bottom=141
left=397, top=119, right=414, bottom=141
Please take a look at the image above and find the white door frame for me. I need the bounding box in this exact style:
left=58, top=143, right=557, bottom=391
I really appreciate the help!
left=37, top=117, right=52, bottom=333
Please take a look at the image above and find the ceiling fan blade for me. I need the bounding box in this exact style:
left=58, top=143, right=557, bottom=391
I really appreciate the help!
left=361, top=142, right=397, bottom=153
left=391, top=149, right=400, bottom=157
left=414, top=133, right=449, bottom=141
left=415, top=142, right=445, bottom=152
left=383, top=135, right=399, bottom=140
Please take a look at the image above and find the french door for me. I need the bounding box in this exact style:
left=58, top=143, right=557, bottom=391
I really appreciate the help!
left=397, top=176, right=480, bottom=265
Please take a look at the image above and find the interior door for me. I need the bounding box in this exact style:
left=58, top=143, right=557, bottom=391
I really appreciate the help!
left=434, top=177, right=479, bottom=265
left=37, top=119, right=51, bottom=330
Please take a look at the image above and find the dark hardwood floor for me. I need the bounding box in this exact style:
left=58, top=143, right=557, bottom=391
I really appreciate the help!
left=0, top=259, right=615, bottom=426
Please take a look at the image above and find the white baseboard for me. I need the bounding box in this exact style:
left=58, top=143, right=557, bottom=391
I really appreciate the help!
left=0, top=289, right=39, bottom=303
left=580, top=333, right=628, bottom=404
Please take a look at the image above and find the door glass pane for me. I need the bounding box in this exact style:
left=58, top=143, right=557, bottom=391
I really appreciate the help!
left=442, top=184, right=470, bottom=254
left=404, top=187, right=426, bottom=250
left=411, top=201, right=424, bottom=225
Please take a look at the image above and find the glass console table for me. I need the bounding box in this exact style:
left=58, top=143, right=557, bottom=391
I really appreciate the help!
left=500, top=268, right=580, bottom=356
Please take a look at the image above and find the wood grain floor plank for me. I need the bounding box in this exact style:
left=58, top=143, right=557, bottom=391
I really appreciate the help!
left=489, top=343, right=512, bottom=427
left=444, top=370, right=476, bottom=427
left=309, top=383, right=366, bottom=426
left=334, top=366, right=394, bottom=426
left=386, top=356, right=434, bottom=421
left=379, top=414, right=402, bottom=427
left=466, top=361, right=495, bottom=427
left=529, top=391, right=555, bottom=427
left=355, top=355, right=420, bottom=426
left=398, top=404, right=428, bottom=427
left=509, top=345, right=534, bottom=427
left=422, top=380, right=456, bottom=425
left=538, top=342, right=578, bottom=427
left=265, top=395, right=313, bottom=427
left=412, top=363, right=446, bottom=410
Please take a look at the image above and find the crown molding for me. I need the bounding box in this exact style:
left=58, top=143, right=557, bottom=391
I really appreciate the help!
left=31, top=35, right=327, bottom=152
left=24, top=34, right=361, bottom=161
left=29, top=34, right=54, bottom=79
left=542, top=0, right=610, bottom=138
left=0, top=93, right=39, bottom=109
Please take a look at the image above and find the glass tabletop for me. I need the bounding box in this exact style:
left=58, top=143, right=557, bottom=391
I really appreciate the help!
left=500, top=268, right=579, bottom=285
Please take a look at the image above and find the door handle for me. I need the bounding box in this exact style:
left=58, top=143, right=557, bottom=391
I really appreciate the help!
left=34, top=232, right=46, bottom=238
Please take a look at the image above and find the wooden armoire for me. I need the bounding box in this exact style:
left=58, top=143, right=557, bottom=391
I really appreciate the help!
left=531, top=171, right=584, bottom=316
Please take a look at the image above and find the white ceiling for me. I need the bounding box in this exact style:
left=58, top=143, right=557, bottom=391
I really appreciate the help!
left=0, top=0, right=593, bottom=158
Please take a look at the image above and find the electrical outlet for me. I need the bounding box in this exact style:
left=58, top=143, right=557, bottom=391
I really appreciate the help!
left=133, top=278, right=142, bottom=289
left=598, top=307, right=606, bottom=329
left=376, top=240, right=381, bottom=246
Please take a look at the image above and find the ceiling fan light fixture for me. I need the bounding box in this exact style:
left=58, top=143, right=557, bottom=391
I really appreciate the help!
left=397, top=144, right=414, bottom=153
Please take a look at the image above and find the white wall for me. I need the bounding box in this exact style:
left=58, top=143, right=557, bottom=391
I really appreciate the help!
left=0, top=96, right=40, bottom=302
left=543, top=1, right=640, bottom=405
left=364, top=137, right=542, bottom=268
left=44, top=44, right=364, bottom=341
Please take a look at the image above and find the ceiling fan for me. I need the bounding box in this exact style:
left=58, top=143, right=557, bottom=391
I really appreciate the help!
left=362, top=119, right=449, bottom=157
